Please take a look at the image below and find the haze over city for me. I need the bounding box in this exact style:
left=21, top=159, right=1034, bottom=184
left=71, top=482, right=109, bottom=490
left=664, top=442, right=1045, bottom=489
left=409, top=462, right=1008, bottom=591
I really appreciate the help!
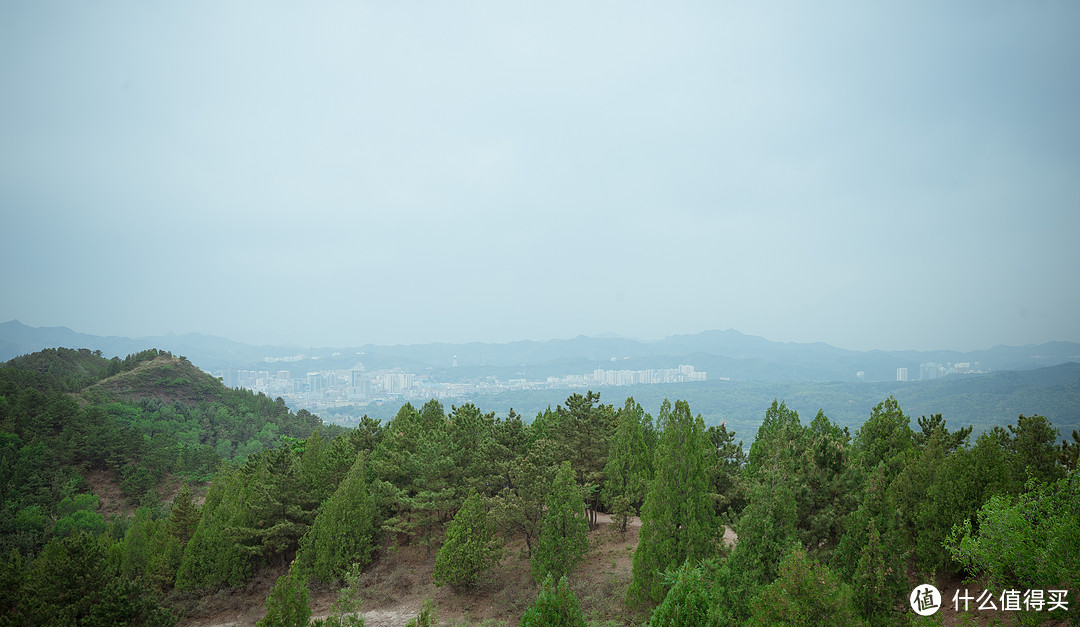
left=3, top=2, right=1078, bottom=353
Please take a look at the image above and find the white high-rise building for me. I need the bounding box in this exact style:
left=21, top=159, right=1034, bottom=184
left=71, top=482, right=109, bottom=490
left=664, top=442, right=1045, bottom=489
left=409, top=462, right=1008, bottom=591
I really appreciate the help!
left=897, top=367, right=909, bottom=382
left=919, top=362, right=942, bottom=381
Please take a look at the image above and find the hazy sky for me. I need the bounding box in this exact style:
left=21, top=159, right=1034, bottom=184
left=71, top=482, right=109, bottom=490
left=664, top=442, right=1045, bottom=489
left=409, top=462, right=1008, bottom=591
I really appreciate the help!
left=2, top=2, right=1078, bottom=352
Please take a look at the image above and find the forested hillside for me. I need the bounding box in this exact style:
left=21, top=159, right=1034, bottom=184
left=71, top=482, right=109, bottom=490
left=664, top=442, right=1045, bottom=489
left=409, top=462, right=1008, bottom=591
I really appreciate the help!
left=0, top=348, right=340, bottom=624
left=1, top=348, right=1077, bottom=625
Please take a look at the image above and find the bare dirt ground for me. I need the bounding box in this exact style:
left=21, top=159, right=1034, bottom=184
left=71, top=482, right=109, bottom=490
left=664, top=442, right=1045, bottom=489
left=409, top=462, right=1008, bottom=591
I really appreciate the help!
left=179, top=513, right=740, bottom=627
left=83, top=469, right=132, bottom=519
left=174, top=566, right=289, bottom=627
left=180, top=514, right=645, bottom=627
left=84, top=469, right=196, bottom=519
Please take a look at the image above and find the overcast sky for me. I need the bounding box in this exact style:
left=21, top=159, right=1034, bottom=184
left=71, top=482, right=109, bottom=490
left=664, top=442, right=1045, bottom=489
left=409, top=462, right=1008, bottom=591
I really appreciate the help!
left=2, top=2, right=1078, bottom=352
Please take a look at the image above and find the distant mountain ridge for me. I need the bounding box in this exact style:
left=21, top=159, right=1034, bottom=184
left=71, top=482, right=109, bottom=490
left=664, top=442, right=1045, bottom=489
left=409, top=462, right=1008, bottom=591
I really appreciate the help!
left=0, top=320, right=282, bottom=370
left=2, top=320, right=1078, bottom=383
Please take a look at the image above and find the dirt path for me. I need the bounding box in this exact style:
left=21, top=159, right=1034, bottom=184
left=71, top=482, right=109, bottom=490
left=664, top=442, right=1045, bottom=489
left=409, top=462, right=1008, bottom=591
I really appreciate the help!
left=592, top=511, right=737, bottom=546
left=591, top=511, right=641, bottom=528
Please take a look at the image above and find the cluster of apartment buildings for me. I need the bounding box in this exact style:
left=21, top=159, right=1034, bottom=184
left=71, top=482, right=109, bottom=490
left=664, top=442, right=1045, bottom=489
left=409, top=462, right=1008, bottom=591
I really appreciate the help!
left=549, top=364, right=709, bottom=387
left=895, top=361, right=981, bottom=381
left=213, top=363, right=708, bottom=411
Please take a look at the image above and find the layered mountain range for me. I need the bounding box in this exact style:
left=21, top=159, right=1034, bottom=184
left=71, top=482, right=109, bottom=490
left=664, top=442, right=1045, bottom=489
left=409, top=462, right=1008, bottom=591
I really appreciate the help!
left=3, top=319, right=1078, bottom=383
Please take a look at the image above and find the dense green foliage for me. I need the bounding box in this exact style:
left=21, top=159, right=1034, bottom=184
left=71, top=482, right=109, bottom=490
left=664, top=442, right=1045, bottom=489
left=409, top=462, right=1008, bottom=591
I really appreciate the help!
left=533, top=392, right=617, bottom=530
left=646, top=561, right=714, bottom=626
left=628, top=400, right=716, bottom=605
left=487, top=412, right=553, bottom=558
left=432, top=490, right=503, bottom=590
left=257, top=567, right=312, bottom=627
left=175, top=469, right=252, bottom=588
left=602, top=398, right=654, bottom=530
left=519, top=575, right=587, bottom=627
left=0, top=348, right=335, bottom=557
left=296, top=453, right=379, bottom=583
left=631, top=397, right=1078, bottom=626
left=1, top=346, right=1077, bottom=624
left=948, top=470, right=1079, bottom=617
left=748, top=545, right=862, bottom=626
left=4, top=530, right=178, bottom=625
left=0, top=347, right=348, bottom=625
left=531, top=461, right=589, bottom=583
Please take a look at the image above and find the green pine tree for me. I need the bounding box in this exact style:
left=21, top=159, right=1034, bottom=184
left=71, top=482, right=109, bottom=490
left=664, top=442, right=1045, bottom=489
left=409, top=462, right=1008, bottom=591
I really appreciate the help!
left=176, top=469, right=253, bottom=589
left=257, top=566, right=312, bottom=627
left=628, top=400, right=717, bottom=606
left=602, top=398, right=653, bottom=527
left=547, top=392, right=617, bottom=529
left=648, top=561, right=714, bottom=626
left=432, top=490, right=502, bottom=590
left=831, top=465, right=909, bottom=624
left=489, top=436, right=556, bottom=558
left=231, top=445, right=318, bottom=568
left=370, top=401, right=455, bottom=541
left=150, top=483, right=201, bottom=589
left=532, top=461, right=589, bottom=583
left=851, top=517, right=889, bottom=622
left=852, top=397, right=914, bottom=482
left=519, top=575, right=587, bottom=627
left=748, top=545, right=863, bottom=626
left=296, top=453, right=379, bottom=583
left=167, top=483, right=201, bottom=544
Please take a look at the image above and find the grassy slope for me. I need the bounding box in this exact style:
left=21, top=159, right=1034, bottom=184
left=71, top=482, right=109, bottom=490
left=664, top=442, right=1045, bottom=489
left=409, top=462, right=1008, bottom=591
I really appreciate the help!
left=87, top=354, right=229, bottom=404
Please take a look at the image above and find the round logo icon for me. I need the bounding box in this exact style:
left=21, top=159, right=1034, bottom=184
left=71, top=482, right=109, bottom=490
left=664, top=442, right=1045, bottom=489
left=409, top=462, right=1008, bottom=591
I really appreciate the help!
left=910, top=584, right=942, bottom=616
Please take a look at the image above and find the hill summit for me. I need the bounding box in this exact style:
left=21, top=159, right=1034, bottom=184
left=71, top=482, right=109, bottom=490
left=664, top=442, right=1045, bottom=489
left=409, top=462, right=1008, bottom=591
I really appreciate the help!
left=89, top=353, right=228, bottom=406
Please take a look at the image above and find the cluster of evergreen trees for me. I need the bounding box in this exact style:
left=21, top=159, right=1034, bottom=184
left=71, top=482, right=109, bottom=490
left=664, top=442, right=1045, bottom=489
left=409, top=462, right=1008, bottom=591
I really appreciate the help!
left=0, top=348, right=336, bottom=624
left=217, top=393, right=1076, bottom=625
left=627, top=399, right=1078, bottom=625
left=1, top=347, right=1078, bottom=625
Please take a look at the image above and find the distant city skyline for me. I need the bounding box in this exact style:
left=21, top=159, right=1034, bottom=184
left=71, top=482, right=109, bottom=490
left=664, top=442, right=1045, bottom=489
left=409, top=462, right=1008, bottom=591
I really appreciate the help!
left=3, top=318, right=1074, bottom=399
left=3, top=3, right=1078, bottom=354
left=220, top=362, right=710, bottom=420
